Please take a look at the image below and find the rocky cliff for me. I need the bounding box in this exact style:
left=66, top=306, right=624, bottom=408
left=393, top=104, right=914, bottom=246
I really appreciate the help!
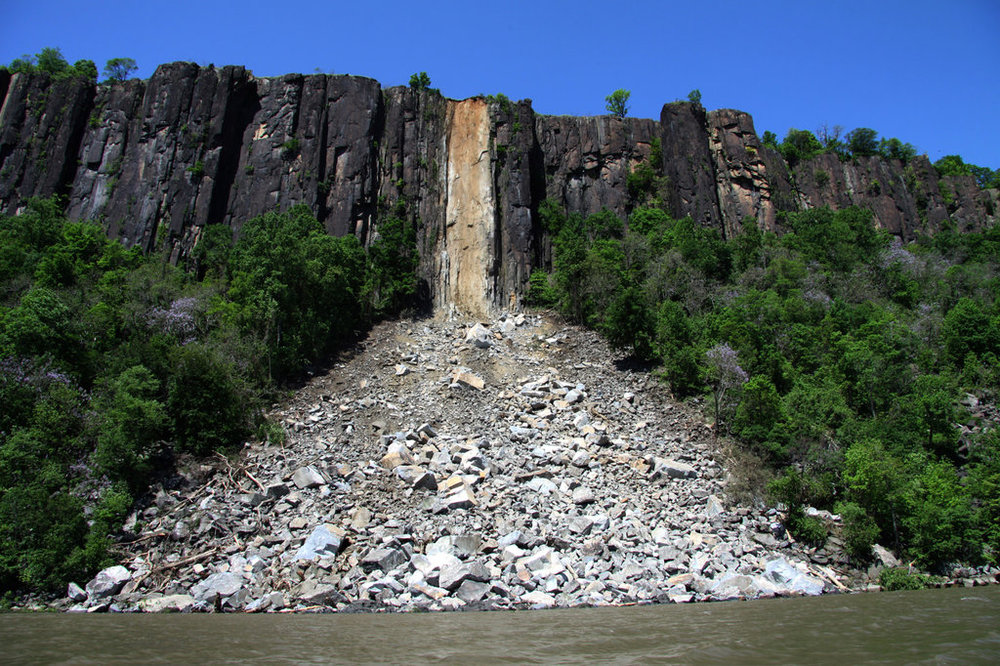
left=1, top=64, right=996, bottom=313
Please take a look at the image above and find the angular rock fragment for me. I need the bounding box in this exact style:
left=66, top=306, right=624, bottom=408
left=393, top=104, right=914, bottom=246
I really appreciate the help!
left=465, top=323, right=493, bottom=348
left=191, top=571, right=244, bottom=604
left=86, top=565, right=131, bottom=599
left=67, top=582, right=87, bottom=602
left=361, top=547, right=408, bottom=573
left=762, top=557, right=825, bottom=596
left=294, top=525, right=345, bottom=561
left=381, top=449, right=417, bottom=470
left=652, top=457, right=697, bottom=479
left=291, top=465, right=326, bottom=489
left=295, top=580, right=347, bottom=606
left=139, top=594, right=196, bottom=613
left=572, top=487, right=596, bottom=505
left=396, top=465, right=438, bottom=490
left=453, top=370, right=485, bottom=390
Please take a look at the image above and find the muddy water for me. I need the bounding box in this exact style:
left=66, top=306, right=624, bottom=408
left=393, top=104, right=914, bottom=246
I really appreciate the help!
left=4, top=586, right=998, bottom=664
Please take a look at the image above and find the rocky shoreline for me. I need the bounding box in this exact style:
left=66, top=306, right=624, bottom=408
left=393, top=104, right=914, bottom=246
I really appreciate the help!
left=35, top=314, right=999, bottom=613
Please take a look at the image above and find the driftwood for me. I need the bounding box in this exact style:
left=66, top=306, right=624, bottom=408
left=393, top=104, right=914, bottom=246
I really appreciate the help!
left=157, top=547, right=219, bottom=572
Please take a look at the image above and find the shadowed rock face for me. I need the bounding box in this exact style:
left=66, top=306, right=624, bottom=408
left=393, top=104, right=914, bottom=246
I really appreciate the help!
left=1, top=64, right=995, bottom=312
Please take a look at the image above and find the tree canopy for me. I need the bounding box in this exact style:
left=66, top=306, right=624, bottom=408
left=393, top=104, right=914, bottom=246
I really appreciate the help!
left=605, top=89, right=631, bottom=119
left=103, top=57, right=137, bottom=82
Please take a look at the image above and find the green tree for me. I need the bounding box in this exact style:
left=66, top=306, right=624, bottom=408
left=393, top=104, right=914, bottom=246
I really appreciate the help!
left=409, top=71, right=431, bottom=91
left=602, top=284, right=654, bottom=359
left=686, top=89, right=702, bottom=105
left=72, top=60, right=98, bottom=82
left=363, top=216, right=418, bottom=317
left=779, top=129, right=823, bottom=166
left=103, top=57, right=137, bottom=82
left=227, top=205, right=366, bottom=377
left=93, top=365, right=167, bottom=490
left=35, top=47, right=69, bottom=76
left=843, top=438, right=906, bottom=549
left=878, top=137, right=917, bottom=162
left=733, top=375, right=783, bottom=445
left=846, top=127, right=879, bottom=157
left=902, top=458, right=978, bottom=567
left=605, top=89, right=630, bottom=119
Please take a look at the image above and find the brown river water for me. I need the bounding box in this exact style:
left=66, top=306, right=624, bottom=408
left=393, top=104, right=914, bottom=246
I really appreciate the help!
left=2, top=586, right=998, bottom=664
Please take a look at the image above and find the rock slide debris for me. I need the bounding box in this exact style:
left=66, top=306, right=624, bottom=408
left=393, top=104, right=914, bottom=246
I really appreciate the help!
left=63, top=314, right=979, bottom=613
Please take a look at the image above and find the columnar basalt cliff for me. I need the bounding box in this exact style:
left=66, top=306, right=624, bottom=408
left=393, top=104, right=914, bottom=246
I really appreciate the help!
left=1, top=63, right=996, bottom=312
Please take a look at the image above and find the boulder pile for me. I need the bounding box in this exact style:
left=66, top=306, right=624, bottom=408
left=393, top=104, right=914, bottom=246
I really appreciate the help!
left=63, top=314, right=886, bottom=612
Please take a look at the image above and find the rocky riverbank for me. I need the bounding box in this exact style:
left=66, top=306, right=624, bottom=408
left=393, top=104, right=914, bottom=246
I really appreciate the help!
left=49, top=314, right=998, bottom=613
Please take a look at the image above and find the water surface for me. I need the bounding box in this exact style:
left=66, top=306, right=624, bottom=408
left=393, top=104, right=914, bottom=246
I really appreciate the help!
left=3, top=586, right=998, bottom=664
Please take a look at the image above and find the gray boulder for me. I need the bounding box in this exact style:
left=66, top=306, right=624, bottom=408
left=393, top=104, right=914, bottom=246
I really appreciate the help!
left=191, top=571, right=245, bottom=604
left=67, top=582, right=88, bottom=602
left=139, top=594, right=196, bottom=613
left=465, top=323, right=493, bottom=348
left=762, top=557, right=825, bottom=596
left=293, top=525, right=345, bottom=561
left=361, top=547, right=408, bottom=573
left=291, top=465, right=326, bottom=489
left=295, top=581, right=346, bottom=606
left=85, top=565, right=131, bottom=599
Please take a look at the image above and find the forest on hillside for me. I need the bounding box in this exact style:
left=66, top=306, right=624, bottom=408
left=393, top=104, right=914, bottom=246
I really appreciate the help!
left=525, top=192, right=1000, bottom=573
left=2, top=188, right=998, bottom=599
left=0, top=198, right=417, bottom=598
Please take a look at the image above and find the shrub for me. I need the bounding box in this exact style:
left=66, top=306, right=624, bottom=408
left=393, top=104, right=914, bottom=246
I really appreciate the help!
left=879, top=568, right=931, bottom=591
left=524, top=269, right=557, bottom=307
left=167, top=343, right=254, bottom=455
left=93, top=365, right=167, bottom=490
left=280, top=138, right=300, bottom=160
left=836, top=501, right=879, bottom=559
left=186, top=160, right=205, bottom=178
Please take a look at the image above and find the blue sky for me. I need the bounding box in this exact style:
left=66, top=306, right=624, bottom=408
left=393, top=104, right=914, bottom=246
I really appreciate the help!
left=2, top=0, right=998, bottom=168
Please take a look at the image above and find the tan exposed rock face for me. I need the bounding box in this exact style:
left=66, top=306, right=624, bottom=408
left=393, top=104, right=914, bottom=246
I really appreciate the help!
left=443, top=98, right=495, bottom=318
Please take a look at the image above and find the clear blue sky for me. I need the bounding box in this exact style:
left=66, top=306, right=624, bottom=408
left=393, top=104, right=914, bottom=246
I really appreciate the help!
left=2, top=0, right=998, bottom=168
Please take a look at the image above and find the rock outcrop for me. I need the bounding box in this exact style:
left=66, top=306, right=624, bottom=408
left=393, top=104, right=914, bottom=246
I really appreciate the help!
left=1, top=64, right=996, bottom=314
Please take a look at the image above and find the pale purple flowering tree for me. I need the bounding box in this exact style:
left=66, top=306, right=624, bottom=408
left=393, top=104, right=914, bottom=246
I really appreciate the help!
left=146, top=297, right=198, bottom=343
left=705, top=342, right=749, bottom=432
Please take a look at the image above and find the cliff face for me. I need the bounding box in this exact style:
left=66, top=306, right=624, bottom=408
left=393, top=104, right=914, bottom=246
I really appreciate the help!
left=1, top=64, right=995, bottom=313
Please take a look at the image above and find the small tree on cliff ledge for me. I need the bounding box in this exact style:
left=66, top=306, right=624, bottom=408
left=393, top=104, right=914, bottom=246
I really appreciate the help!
left=103, top=57, right=137, bottom=82
left=605, top=89, right=630, bottom=119
left=409, top=71, right=431, bottom=91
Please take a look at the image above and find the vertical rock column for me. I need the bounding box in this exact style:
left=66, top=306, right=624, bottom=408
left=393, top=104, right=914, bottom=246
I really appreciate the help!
left=443, top=98, right=496, bottom=318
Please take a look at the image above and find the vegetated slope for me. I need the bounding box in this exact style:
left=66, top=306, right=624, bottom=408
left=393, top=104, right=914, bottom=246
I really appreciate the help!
left=526, top=200, right=1000, bottom=573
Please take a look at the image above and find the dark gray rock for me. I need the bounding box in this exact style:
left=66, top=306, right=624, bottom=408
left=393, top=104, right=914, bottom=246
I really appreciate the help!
left=361, top=547, right=408, bottom=573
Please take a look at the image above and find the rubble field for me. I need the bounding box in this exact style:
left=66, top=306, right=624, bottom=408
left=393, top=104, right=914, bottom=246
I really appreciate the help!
left=66, top=313, right=923, bottom=613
